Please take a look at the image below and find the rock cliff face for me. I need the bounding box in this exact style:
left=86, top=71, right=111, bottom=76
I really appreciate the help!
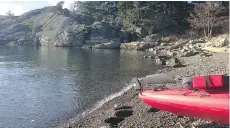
left=0, top=6, right=133, bottom=47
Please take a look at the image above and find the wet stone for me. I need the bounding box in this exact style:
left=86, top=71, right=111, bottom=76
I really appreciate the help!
left=104, top=117, right=124, bottom=125
left=114, top=109, right=133, bottom=118
left=147, top=107, right=160, bottom=113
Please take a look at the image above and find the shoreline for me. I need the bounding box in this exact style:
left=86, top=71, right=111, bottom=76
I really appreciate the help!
left=58, top=52, right=229, bottom=128
left=56, top=83, right=135, bottom=128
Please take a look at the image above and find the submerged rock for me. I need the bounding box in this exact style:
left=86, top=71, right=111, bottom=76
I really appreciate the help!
left=81, top=44, right=93, bottom=49
left=143, top=55, right=154, bottom=59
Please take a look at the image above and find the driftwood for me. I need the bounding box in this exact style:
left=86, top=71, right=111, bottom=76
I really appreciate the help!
left=202, top=47, right=229, bottom=53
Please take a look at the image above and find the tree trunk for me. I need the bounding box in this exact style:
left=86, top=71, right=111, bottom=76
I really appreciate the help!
left=138, top=2, right=140, bottom=24
left=209, top=26, right=213, bottom=38
left=207, top=11, right=210, bottom=39
left=203, top=28, right=207, bottom=38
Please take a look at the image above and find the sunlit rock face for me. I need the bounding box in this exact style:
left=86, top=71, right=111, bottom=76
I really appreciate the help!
left=0, top=6, right=131, bottom=47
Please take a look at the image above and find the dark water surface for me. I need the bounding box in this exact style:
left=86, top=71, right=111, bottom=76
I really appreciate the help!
left=0, top=46, right=158, bottom=128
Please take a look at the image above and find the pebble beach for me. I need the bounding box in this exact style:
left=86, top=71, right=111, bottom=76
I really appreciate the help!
left=59, top=52, right=229, bottom=128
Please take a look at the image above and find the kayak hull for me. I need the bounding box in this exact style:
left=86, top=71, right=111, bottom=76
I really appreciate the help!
left=139, top=89, right=229, bottom=124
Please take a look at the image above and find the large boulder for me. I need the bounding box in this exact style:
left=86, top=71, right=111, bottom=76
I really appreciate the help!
left=93, top=42, right=120, bottom=49
left=120, top=42, right=140, bottom=50
left=166, top=50, right=177, bottom=57
left=93, top=44, right=107, bottom=49
left=205, top=37, right=229, bottom=47
left=104, top=42, right=120, bottom=49
left=120, top=41, right=153, bottom=51
left=135, top=42, right=150, bottom=50
left=166, top=57, right=185, bottom=68
left=178, top=50, right=198, bottom=57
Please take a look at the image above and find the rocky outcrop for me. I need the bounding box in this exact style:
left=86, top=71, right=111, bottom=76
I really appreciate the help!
left=0, top=6, right=132, bottom=47
left=148, top=38, right=212, bottom=58
left=0, top=23, right=38, bottom=45
left=0, top=5, right=228, bottom=51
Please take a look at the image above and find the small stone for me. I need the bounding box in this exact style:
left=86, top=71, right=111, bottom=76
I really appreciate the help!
left=177, top=115, right=184, bottom=118
left=166, top=50, right=177, bottom=57
left=180, top=124, right=184, bottom=128
left=148, top=56, right=154, bottom=58
left=149, top=48, right=154, bottom=52
left=147, top=107, right=160, bottom=113
left=114, top=104, right=119, bottom=108
left=160, top=42, right=167, bottom=46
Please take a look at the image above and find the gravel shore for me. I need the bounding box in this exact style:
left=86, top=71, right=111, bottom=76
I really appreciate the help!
left=61, top=53, right=229, bottom=128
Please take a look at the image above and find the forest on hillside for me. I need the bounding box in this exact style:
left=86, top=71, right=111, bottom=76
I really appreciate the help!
left=66, top=1, right=229, bottom=39
left=1, top=1, right=229, bottom=47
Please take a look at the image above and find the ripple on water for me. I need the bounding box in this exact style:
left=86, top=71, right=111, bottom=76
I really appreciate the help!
left=0, top=47, right=158, bottom=128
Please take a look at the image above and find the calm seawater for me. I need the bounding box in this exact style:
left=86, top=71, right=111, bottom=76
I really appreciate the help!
left=0, top=46, right=158, bottom=128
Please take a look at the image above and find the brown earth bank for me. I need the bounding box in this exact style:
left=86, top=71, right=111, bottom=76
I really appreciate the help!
left=57, top=52, right=229, bottom=128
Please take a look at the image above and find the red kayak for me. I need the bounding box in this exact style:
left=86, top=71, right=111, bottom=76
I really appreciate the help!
left=139, top=88, right=229, bottom=124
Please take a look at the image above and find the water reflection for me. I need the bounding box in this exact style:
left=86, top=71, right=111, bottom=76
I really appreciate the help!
left=0, top=46, right=158, bottom=128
